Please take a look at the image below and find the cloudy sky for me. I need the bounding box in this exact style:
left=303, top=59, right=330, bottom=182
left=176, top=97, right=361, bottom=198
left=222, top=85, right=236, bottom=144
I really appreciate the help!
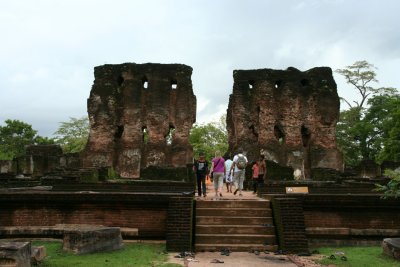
left=1, top=0, right=399, bottom=137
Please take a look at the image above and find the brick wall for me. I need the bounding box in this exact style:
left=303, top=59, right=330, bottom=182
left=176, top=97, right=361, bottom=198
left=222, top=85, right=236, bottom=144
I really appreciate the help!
left=267, top=194, right=400, bottom=248
left=303, top=195, right=400, bottom=229
left=260, top=180, right=382, bottom=195
left=0, top=192, right=192, bottom=239
left=302, top=195, right=400, bottom=246
left=271, top=197, right=308, bottom=253
left=166, top=196, right=193, bottom=252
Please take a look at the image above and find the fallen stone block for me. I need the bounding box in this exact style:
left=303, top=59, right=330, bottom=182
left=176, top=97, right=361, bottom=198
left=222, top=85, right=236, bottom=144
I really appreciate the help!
left=62, top=224, right=123, bottom=254
left=0, top=241, right=31, bottom=267
left=31, top=246, right=46, bottom=265
left=382, top=238, right=400, bottom=261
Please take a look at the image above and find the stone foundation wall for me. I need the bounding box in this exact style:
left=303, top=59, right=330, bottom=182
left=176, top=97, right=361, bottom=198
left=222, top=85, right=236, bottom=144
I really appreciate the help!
left=303, top=195, right=400, bottom=229
left=260, top=180, right=380, bottom=195
left=0, top=192, right=193, bottom=240
left=271, top=197, right=308, bottom=253
left=166, top=196, right=193, bottom=251
left=269, top=195, right=400, bottom=248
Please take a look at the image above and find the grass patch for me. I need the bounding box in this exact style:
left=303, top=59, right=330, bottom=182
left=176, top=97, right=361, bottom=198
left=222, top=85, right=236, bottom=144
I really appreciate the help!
left=316, top=246, right=400, bottom=267
left=33, top=241, right=181, bottom=267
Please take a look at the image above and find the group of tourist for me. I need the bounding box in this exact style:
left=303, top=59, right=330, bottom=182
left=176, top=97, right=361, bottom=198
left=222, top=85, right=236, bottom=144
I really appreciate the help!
left=193, top=149, right=266, bottom=199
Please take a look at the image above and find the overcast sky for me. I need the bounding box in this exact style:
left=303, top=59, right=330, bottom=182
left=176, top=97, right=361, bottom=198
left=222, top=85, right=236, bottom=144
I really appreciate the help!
left=1, top=0, right=399, bottom=137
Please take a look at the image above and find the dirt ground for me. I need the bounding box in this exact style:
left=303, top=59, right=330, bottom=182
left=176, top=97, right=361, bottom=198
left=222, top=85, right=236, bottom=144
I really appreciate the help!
left=168, top=251, right=298, bottom=267
left=168, top=252, right=327, bottom=267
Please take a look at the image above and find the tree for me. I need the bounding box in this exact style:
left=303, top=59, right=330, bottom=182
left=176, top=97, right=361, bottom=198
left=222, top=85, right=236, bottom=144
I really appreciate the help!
left=53, top=117, right=89, bottom=153
left=34, top=135, right=56, bottom=145
left=336, top=108, right=364, bottom=165
left=368, top=94, right=400, bottom=162
left=189, top=116, right=228, bottom=162
left=336, top=60, right=395, bottom=109
left=375, top=169, right=400, bottom=199
left=0, top=119, right=38, bottom=159
left=335, top=60, right=398, bottom=165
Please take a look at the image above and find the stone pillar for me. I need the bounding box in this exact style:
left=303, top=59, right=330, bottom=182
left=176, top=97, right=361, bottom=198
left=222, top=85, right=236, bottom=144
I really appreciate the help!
left=271, top=197, right=308, bottom=253
left=166, top=196, right=193, bottom=251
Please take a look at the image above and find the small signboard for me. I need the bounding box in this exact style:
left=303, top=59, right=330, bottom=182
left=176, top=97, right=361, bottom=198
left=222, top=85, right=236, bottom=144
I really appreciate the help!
left=285, top=186, right=309, bottom=194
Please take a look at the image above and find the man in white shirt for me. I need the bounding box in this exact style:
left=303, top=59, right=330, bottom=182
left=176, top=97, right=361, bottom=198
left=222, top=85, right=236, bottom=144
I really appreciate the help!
left=230, top=148, right=248, bottom=196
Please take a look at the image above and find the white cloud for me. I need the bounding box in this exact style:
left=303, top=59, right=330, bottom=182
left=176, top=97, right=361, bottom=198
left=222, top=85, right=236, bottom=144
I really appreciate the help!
left=0, top=0, right=399, bottom=136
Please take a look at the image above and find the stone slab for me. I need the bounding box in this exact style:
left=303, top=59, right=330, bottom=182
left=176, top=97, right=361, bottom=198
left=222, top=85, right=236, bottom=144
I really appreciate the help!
left=382, top=238, right=400, bottom=261
left=62, top=224, right=123, bottom=254
left=0, top=241, right=31, bottom=267
left=31, top=246, right=46, bottom=264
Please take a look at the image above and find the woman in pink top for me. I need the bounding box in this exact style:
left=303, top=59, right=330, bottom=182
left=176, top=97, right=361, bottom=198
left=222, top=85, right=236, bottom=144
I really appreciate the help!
left=209, top=150, right=225, bottom=200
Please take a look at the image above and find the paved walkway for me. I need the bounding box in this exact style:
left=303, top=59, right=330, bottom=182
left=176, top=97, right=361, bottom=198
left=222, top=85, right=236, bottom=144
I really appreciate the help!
left=169, top=251, right=297, bottom=267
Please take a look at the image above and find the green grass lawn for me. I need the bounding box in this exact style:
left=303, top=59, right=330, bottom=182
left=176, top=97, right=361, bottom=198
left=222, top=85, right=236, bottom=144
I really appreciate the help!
left=316, top=246, right=400, bottom=267
left=33, top=241, right=181, bottom=267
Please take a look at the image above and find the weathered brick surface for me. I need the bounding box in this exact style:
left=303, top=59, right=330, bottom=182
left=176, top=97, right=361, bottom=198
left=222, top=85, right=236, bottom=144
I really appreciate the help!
left=81, top=63, right=196, bottom=178
left=166, top=196, right=193, bottom=252
left=226, top=67, right=342, bottom=178
left=302, top=195, right=400, bottom=229
left=260, top=180, right=379, bottom=195
left=0, top=192, right=174, bottom=239
left=271, top=197, right=308, bottom=253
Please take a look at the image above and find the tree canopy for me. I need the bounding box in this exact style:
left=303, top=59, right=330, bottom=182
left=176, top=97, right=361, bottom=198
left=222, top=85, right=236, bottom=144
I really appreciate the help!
left=53, top=116, right=89, bottom=153
left=189, top=115, right=228, bottom=162
left=0, top=119, right=47, bottom=160
left=335, top=60, right=399, bottom=166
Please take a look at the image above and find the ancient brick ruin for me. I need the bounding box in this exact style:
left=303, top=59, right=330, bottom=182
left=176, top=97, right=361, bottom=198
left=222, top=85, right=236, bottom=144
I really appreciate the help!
left=1, top=63, right=400, bottom=254
left=227, top=67, right=343, bottom=179
left=81, top=63, right=196, bottom=178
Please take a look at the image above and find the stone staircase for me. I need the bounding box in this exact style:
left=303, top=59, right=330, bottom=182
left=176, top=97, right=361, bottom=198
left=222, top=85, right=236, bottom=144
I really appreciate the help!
left=195, top=199, right=278, bottom=252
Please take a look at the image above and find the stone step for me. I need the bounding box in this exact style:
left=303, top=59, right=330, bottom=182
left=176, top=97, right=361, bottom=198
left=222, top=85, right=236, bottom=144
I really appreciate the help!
left=194, top=198, right=277, bottom=253
left=195, top=243, right=278, bottom=252
left=196, top=225, right=275, bottom=235
left=196, top=208, right=271, bottom=217
left=196, top=234, right=276, bottom=244
left=196, top=200, right=270, bottom=209
left=196, top=216, right=273, bottom=225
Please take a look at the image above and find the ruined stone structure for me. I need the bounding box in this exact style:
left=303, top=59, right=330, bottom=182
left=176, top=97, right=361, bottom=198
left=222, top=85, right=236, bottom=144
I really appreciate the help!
left=227, top=67, right=343, bottom=178
left=81, top=63, right=196, bottom=178
left=17, top=145, right=63, bottom=178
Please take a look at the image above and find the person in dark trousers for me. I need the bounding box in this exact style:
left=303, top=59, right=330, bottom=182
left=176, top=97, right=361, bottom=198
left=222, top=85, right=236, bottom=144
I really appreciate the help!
left=251, top=161, right=259, bottom=194
left=258, top=154, right=266, bottom=191
left=193, top=151, right=208, bottom=197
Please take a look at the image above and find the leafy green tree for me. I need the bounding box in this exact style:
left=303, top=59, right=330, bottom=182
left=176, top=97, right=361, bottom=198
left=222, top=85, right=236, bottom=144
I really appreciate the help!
left=189, top=116, right=228, bottom=162
left=335, top=60, right=398, bottom=165
left=336, top=108, right=364, bottom=165
left=53, top=117, right=89, bottom=153
left=367, top=94, right=400, bottom=162
left=0, top=119, right=38, bottom=159
left=34, top=135, right=56, bottom=145
left=336, top=60, right=395, bottom=109
left=375, top=169, right=400, bottom=199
